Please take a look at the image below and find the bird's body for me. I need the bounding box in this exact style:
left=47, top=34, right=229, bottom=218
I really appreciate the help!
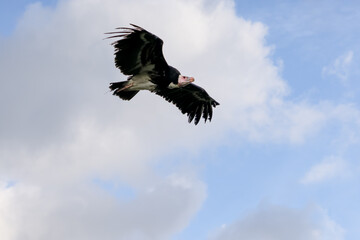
left=106, top=24, right=219, bottom=125
left=126, top=73, right=156, bottom=91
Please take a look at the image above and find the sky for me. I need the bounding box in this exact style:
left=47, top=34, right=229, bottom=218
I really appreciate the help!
left=0, top=0, right=360, bottom=239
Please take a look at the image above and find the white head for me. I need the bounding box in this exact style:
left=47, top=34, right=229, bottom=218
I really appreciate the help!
left=177, top=75, right=195, bottom=87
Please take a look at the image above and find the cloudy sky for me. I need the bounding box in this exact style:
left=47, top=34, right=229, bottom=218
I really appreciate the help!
left=1, top=0, right=359, bottom=239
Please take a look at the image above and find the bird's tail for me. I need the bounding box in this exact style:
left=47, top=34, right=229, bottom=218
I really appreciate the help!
left=109, top=81, right=139, bottom=101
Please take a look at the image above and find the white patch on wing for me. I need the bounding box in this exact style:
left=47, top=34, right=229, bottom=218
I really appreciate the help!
left=137, top=32, right=150, bottom=67
left=126, top=32, right=148, bottom=73
left=168, top=82, right=179, bottom=89
left=129, top=73, right=156, bottom=91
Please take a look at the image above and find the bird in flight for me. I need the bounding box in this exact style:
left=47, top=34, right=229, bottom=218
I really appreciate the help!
left=106, top=24, right=219, bottom=125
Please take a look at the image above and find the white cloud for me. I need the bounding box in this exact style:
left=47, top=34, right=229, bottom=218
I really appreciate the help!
left=0, top=182, right=17, bottom=240
left=322, top=51, right=354, bottom=83
left=209, top=204, right=345, bottom=240
left=300, top=156, right=349, bottom=184
left=0, top=177, right=206, bottom=240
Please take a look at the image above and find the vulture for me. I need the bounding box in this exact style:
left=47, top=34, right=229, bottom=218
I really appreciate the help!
left=106, top=24, right=219, bottom=125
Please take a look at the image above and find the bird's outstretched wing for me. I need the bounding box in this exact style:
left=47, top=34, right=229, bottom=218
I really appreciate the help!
left=155, top=83, right=220, bottom=125
left=105, top=24, right=168, bottom=76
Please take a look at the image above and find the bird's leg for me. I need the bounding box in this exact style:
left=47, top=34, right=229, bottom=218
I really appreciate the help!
left=115, top=82, right=134, bottom=93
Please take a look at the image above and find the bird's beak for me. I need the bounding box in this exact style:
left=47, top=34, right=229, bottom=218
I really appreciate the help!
left=178, top=76, right=195, bottom=87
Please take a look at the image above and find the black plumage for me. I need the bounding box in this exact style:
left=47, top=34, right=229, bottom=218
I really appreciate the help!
left=106, top=24, right=219, bottom=125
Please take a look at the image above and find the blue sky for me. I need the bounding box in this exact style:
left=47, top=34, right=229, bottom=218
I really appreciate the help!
left=1, top=0, right=360, bottom=239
